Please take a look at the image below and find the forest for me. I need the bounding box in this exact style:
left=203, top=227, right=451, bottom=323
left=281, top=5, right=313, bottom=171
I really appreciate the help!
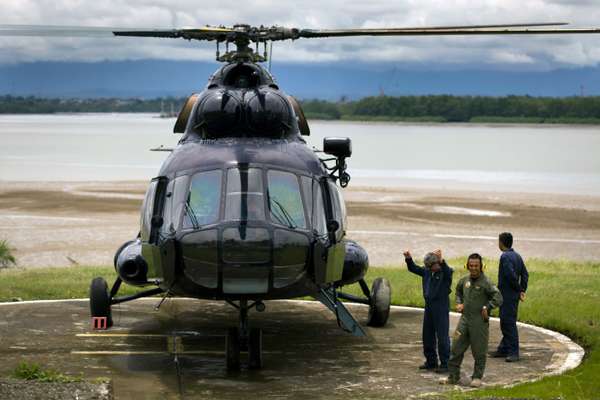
left=2, top=95, right=600, bottom=124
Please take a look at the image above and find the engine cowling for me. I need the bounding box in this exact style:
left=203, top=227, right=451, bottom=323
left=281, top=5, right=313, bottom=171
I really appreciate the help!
left=338, top=240, right=369, bottom=286
left=114, top=239, right=148, bottom=286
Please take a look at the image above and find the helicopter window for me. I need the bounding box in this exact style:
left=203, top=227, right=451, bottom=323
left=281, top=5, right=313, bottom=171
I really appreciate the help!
left=140, top=180, right=157, bottom=242
left=267, top=171, right=306, bottom=229
left=313, top=181, right=328, bottom=236
left=300, top=176, right=313, bottom=227
left=225, top=168, right=265, bottom=221
left=183, top=170, right=222, bottom=229
left=160, top=179, right=175, bottom=234
left=328, top=181, right=347, bottom=241
left=170, top=175, right=191, bottom=231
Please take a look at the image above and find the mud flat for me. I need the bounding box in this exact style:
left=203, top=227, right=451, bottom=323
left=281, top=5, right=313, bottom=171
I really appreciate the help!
left=1, top=181, right=600, bottom=267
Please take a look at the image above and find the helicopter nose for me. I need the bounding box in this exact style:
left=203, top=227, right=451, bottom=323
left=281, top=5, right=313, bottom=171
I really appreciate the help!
left=180, top=224, right=309, bottom=294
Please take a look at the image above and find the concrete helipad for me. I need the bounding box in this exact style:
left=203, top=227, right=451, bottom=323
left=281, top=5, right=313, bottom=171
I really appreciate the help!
left=0, top=299, right=582, bottom=399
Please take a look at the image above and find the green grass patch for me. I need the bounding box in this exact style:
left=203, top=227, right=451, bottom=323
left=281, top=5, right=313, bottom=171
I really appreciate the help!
left=2, top=258, right=599, bottom=398
left=12, top=361, right=83, bottom=383
left=0, top=265, right=136, bottom=301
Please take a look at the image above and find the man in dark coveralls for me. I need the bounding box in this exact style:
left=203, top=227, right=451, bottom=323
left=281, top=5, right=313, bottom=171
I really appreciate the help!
left=441, top=253, right=502, bottom=388
left=404, top=249, right=453, bottom=373
left=489, top=232, right=529, bottom=362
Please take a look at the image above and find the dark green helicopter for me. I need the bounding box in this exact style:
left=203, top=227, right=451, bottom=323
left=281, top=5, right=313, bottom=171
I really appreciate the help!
left=2, top=21, right=600, bottom=370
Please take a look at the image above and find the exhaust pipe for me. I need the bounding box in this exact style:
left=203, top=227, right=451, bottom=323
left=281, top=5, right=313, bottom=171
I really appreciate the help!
left=114, top=239, right=148, bottom=286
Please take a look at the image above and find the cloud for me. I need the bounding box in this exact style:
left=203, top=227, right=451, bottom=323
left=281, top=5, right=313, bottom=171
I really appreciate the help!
left=1, top=0, right=600, bottom=70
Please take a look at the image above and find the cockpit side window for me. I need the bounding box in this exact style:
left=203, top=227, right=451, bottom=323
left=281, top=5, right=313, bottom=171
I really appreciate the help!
left=328, top=181, right=346, bottom=241
left=267, top=170, right=306, bottom=229
left=183, top=170, right=222, bottom=229
left=313, top=180, right=327, bottom=236
left=140, top=180, right=157, bottom=242
left=302, top=176, right=328, bottom=235
left=225, top=168, right=265, bottom=221
left=300, top=176, right=313, bottom=228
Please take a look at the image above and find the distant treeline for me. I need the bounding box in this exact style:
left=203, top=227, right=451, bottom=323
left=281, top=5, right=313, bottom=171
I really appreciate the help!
left=0, top=96, right=186, bottom=114
left=2, top=94, right=600, bottom=124
left=301, top=95, right=600, bottom=124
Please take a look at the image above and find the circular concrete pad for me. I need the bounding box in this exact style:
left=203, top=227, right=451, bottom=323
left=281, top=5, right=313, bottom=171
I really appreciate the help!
left=0, top=299, right=582, bottom=399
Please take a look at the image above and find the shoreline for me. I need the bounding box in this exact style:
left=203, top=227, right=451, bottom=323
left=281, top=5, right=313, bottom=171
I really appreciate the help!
left=3, top=111, right=600, bottom=126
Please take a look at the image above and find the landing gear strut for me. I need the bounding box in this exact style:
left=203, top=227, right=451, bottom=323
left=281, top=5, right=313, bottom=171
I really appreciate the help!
left=225, top=299, right=265, bottom=370
left=322, top=277, right=392, bottom=331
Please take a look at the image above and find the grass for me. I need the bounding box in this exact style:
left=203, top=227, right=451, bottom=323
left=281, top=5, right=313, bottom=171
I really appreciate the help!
left=12, top=361, right=82, bottom=383
left=1, top=258, right=599, bottom=399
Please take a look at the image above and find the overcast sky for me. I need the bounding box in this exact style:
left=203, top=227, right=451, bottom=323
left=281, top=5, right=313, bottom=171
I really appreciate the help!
left=2, top=0, right=600, bottom=70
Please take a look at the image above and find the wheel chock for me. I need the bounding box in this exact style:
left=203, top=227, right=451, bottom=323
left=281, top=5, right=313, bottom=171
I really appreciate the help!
left=92, top=316, right=108, bottom=330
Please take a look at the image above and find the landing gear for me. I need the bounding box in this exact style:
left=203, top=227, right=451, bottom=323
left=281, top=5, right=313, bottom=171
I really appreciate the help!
left=89, top=277, right=113, bottom=328
left=330, top=277, right=392, bottom=329
left=248, top=328, right=263, bottom=369
left=88, top=275, right=163, bottom=329
left=225, top=299, right=265, bottom=370
left=367, top=277, right=391, bottom=327
left=226, top=327, right=241, bottom=370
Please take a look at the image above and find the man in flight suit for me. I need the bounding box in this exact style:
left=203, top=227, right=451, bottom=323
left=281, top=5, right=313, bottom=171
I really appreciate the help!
left=404, top=249, right=453, bottom=373
left=490, top=232, right=529, bottom=362
left=441, top=253, right=502, bottom=388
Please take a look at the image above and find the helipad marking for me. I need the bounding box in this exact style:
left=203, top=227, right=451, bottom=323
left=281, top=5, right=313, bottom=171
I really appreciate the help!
left=76, top=332, right=222, bottom=338
left=77, top=333, right=171, bottom=338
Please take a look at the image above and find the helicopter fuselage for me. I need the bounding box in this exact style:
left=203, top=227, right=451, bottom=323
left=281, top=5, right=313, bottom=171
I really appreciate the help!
left=114, top=61, right=369, bottom=302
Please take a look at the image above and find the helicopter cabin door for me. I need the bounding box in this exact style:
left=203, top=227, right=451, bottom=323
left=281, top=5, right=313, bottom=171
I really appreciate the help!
left=140, top=176, right=176, bottom=285
left=313, top=178, right=346, bottom=285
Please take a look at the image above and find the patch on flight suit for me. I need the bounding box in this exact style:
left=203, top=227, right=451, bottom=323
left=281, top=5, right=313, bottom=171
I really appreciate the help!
left=475, top=286, right=481, bottom=290
left=465, top=281, right=471, bottom=289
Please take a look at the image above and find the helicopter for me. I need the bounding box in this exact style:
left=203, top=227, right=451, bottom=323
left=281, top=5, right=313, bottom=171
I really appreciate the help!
left=2, top=21, right=600, bottom=370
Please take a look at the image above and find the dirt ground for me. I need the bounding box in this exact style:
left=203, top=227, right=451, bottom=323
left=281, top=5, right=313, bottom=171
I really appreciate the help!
left=1, top=181, right=600, bottom=268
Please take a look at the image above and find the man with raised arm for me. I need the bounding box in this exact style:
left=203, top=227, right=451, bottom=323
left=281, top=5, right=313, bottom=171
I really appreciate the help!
left=404, top=249, right=453, bottom=373
left=441, top=253, right=502, bottom=388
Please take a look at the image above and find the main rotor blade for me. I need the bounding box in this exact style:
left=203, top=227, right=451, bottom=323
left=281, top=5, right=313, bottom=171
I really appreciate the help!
left=0, top=24, right=118, bottom=37
left=298, top=26, right=600, bottom=38
left=0, top=24, right=233, bottom=40
left=114, top=26, right=233, bottom=41
left=352, top=22, right=570, bottom=31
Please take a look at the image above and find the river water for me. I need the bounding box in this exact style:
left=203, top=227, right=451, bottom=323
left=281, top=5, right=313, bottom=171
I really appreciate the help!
left=1, top=113, right=599, bottom=195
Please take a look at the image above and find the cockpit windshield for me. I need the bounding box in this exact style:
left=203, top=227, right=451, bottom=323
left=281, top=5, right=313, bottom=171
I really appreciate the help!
left=178, top=167, right=312, bottom=231
left=225, top=168, right=265, bottom=221
left=267, top=170, right=306, bottom=229
left=183, top=170, right=222, bottom=229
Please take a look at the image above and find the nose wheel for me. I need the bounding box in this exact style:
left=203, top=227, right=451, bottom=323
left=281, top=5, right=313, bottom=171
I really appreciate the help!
left=225, top=299, right=265, bottom=370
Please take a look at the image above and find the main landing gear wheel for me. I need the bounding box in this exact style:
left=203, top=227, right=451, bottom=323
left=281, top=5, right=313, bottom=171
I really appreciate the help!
left=226, top=327, right=241, bottom=370
left=248, top=328, right=263, bottom=369
left=367, top=277, right=391, bottom=327
left=89, top=277, right=113, bottom=328
left=225, top=327, right=264, bottom=370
